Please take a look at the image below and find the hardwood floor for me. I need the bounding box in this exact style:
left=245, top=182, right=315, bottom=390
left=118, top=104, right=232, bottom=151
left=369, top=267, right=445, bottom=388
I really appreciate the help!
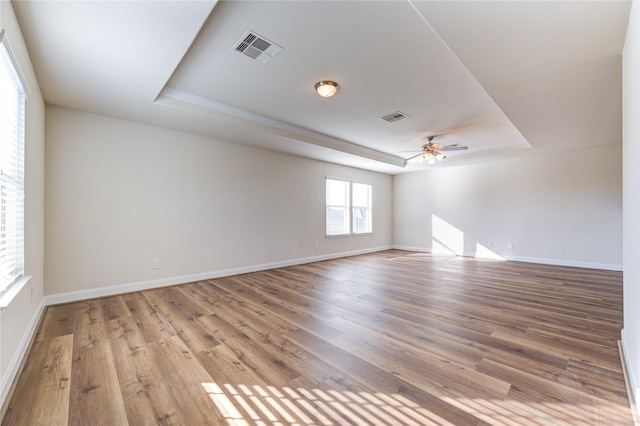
left=1, top=250, right=634, bottom=425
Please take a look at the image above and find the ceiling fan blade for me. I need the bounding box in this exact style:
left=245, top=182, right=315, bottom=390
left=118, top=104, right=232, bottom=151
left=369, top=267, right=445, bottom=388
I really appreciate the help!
left=405, top=153, right=424, bottom=161
left=442, top=144, right=468, bottom=151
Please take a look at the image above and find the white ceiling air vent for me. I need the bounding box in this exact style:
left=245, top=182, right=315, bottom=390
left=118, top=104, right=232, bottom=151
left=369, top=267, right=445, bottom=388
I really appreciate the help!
left=380, top=111, right=409, bottom=123
left=234, top=30, right=283, bottom=64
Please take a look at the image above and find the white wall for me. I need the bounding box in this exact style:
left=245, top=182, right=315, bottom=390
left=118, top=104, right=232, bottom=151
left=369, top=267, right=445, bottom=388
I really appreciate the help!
left=393, top=145, right=622, bottom=269
left=622, top=0, right=640, bottom=413
left=0, top=0, right=46, bottom=409
left=45, top=106, right=393, bottom=297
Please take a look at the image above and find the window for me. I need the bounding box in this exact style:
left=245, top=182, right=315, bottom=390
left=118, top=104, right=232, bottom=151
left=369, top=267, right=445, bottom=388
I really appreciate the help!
left=0, top=32, right=26, bottom=299
left=325, top=178, right=372, bottom=236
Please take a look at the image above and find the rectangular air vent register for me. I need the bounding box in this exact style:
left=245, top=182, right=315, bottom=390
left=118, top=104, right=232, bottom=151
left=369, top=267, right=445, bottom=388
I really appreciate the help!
left=234, top=30, right=283, bottom=64
left=380, top=111, right=409, bottom=123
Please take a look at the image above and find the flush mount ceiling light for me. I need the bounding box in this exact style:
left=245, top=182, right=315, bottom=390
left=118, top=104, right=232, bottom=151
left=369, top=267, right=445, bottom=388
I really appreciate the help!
left=315, top=81, right=339, bottom=97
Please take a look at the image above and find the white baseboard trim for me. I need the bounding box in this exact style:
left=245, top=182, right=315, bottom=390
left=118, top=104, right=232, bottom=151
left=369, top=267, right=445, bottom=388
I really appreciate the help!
left=621, top=329, right=640, bottom=421
left=1, top=299, right=46, bottom=408
left=501, top=255, right=623, bottom=271
left=391, top=245, right=433, bottom=253
left=44, top=246, right=393, bottom=306
left=391, top=246, right=623, bottom=271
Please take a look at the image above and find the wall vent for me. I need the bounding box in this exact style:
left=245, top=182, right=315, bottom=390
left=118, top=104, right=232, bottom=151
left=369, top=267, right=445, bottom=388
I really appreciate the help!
left=233, top=30, right=283, bottom=64
left=380, top=111, right=409, bottom=123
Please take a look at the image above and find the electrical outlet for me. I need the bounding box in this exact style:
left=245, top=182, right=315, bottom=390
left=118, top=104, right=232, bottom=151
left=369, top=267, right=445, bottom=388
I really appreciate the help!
left=314, top=242, right=319, bottom=251
left=508, top=242, right=514, bottom=249
left=153, top=259, right=160, bottom=269
left=488, top=241, right=494, bottom=248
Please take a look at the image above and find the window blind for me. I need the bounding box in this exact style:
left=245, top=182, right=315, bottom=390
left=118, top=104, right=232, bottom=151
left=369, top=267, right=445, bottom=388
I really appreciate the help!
left=0, top=32, right=26, bottom=296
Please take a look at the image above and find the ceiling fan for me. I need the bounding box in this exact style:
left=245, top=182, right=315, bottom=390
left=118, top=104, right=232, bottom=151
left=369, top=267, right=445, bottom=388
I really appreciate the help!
left=404, top=136, right=468, bottom=164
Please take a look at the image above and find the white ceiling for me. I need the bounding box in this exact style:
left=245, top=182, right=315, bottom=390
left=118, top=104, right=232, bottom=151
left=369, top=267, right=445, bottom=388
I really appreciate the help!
left=12, top=0, right=631, bottom=174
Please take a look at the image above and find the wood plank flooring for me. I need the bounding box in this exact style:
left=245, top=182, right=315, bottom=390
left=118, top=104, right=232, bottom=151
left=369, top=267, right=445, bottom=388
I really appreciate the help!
left=1, top=250, right=634, bottom=425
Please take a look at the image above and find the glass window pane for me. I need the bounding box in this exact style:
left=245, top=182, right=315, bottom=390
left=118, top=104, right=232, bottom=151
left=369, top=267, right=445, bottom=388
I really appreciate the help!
left=352, top=182, right=371, bottom=207
left=326, top=207, right=349, bottom=235
left=326, top=179, right=349, bottom=206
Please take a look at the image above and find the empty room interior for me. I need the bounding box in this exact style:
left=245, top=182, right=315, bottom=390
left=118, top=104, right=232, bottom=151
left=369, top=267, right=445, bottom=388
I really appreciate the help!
left=1, top=0, right=640, bottom=424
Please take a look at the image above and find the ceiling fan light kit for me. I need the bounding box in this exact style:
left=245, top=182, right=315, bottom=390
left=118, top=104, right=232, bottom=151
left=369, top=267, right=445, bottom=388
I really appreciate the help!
left=419, top=152, right=446, bottom=164
left=315, top=81, right=339, bottom=97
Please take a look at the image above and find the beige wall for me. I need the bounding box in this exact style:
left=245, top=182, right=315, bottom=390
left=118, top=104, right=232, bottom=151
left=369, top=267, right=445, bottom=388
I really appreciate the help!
left=623, top=0, right=640, bottom=412
left=44, top=106, right=393, bottom=296
left=0, top=0, right=46, bottom=404
left=393, top=145, right=622, bottom=269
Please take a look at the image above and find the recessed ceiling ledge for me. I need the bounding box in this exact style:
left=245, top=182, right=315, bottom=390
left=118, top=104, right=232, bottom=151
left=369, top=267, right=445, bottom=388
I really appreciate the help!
left=155, top=87, right=407, bottom=168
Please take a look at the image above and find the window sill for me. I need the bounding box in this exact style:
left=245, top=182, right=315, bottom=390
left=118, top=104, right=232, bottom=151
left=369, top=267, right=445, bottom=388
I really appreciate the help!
left=0, top=275, right=32, bottom=314
left=325, top=233, right=373, bottom=238
left=325, top=234, right=351, bottom=239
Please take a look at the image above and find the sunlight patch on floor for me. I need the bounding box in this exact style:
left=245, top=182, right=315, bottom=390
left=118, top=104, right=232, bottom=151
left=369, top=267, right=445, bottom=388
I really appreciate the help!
left=203, top=381, right=631, bottom=425
left=202, top=382, right=458, bottom=425
left=442, top=396, right=632, bottom=426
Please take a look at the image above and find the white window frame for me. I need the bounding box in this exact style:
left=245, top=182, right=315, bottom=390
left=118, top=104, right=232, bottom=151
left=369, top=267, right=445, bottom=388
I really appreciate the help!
left=0, top=30, right=29, bottom=310
left=325, top=177, right=373, bottom=237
